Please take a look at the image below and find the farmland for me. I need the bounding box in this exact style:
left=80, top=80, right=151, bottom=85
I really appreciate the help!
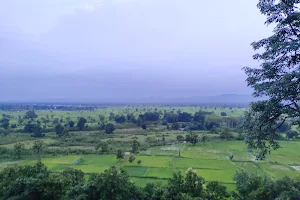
left=0, top=105, right=299, bottom=191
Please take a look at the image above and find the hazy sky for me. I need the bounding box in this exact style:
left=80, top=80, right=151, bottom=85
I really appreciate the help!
left=0, top=0, right=272, bottom=102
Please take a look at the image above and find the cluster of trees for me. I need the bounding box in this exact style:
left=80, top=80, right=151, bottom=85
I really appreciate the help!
left=1, top=162, right=300, bottom=200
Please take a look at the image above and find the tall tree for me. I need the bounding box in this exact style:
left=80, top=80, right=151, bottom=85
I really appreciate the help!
left=32, top=140, right=46, bottom=159
left=77, top=117, right=87, bottom=131
left=243, top=0, right=300, bottom=158
left=24, top=110, right=38, bottom=121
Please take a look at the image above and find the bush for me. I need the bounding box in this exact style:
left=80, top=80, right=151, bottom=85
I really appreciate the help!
left=137, top=160, right=142, bottom=165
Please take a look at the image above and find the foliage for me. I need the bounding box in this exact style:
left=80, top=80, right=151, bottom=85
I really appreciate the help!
left=13, top=142, right=25, bottom=159
left=131, top=139, right=140, bottom=153
left=55, top=124, right=64, bottom=137
left=24, top=110, right=38, bottom=121
left=243, top=0, right=300, bottom=156
left=32, top=140, right=46, bottom=159
left=77, top=117, right=87, bottom=131
left=116, top=149, right=124, bottom=160
left=105, top=123, right=115, bottom=134
left=137, top=160, right=142, bottom=165
left=0, top=117, right=9, bottom=129
left=141, top=123, right=147, bottom=130
left=129, top=155, right=135, bottom=163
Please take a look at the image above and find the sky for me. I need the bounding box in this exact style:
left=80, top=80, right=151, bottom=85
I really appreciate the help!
left=0, top=0, right=272, bottom=102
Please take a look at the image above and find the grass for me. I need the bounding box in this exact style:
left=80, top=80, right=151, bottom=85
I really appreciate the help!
left=2, top=132, right=300, bottom=187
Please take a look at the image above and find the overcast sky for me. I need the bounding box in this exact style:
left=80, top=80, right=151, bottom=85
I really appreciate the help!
left=0, top=0, right=272, bottom=102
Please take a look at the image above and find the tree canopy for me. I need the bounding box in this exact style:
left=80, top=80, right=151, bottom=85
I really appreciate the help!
left=243, top=0, right=300, bottom=159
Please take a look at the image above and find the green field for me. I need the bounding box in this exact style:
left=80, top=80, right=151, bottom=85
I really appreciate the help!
left=2, top=140, right=300, bottom=188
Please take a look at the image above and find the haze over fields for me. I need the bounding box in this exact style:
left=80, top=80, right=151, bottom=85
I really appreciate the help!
left=0, top=0, right=272, bottom=102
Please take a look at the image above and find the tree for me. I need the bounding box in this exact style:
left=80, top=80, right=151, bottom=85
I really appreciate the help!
left=55, top=124, right=64, bottom=137
left=243, top=0, right=300, bottom=157
left=220, top=129, right=233, bottom=140
left=76, top=117, right=87, bottom=130
left=95, top=142, right=109, bottom=154
left=68, top=120, right=75, bottom=128
left=33, top=125, right=44, bottom=137
left=13, top=142, right=25, bottom=159
left=32, top=140, right=46, bottom=159
left=0, top=118, right=9, bottom=129
left=220, top=112, right=227, bottom=117
left=115, top=115, right=126, bottom=124
left=105, top=123, right=115, bottom=134
left=129, top=155, right=135, bottom=163
left=201, top=135, right=207, bottom=143
left=141, top=123, right=147, bottom=130
left=24, top=110, right=38, bottom=121
left=116, top=149, right=124, bottom=160
left=177, top=135, right=185, bottom=142
left=205, top=181, right=230, bottom=200
left=172, top=122, right=180, bottom=130
left=137, top=160, right=142, bottom=165
left=109, top=112, right=115, bottom=121
left=131, top=139, right=140, bottom=153
left=187, top=132, right=198, bottom=145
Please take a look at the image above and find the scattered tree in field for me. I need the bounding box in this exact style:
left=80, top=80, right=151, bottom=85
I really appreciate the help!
left=131, top=139, right=140, bottom=153
left=186, top=132, right=198, bottom=144
left=243, top=0, right=300, bottom=159
left=129, top=155, right=135, bottom=163
left=13, top=142, right=25, bottom=159
left=176, top=135, right=185, bottom=142
left=141, top=123, right=147, bottom=130
left=10, top=124, right=17, bottom=129
left=172, top=122, right=180, bottom=130
left=220, top=129, right=233, bottom=140
left=137, top=160, right=142, bottom=165
left=55, top=124, right=64, bottom=137
left=115, top=115, right=126, bottom=124
left=95, top=142, right=109, bottom=154
left=68, top=120, right=75, bottom=128
left=33, top=125, right=44, bottom=137
left=105, top=123, right=115, bottom=134
left=162, top=136, right=166, bottom=145
left=0, top=118, right=9, bottom=129
left=116, top=149, right=124, bottom=160
left=109, top=112, right=115, bottom=121
left=201, top=135, right=207, bottom=143
left=24, top=110, right=38, bottom=121
left=220, top=112, right=227, bottom=117
left=77, top=117, right=87, bottom=130
left=32, top=140, right=46, bottom=159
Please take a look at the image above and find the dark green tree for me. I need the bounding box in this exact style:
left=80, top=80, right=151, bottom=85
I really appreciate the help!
left=24, top=110, right=38, bottom=121
left=205, top=181, right=230, bottom=200
left=129, top=155, right=135, bottom=163
left=105, top=123, right=115, bottom=134
left=32, top=140, right=46, bottom=159
left=0, top=118, right=9, bottom=129
left=116, top=149, right=124, bottom=160
left=141, top=123, right=147, bottom=130
left=95, top=142, right=109, bottom=154
left=243, top=0, right=300, bottom=158
left=55, top=124, right=64, bottom=137
left=131, top=139, right=140, bottom=153
left=76, top=117, right=87, bottom=130
left=13, top=142, right=25, bottom=159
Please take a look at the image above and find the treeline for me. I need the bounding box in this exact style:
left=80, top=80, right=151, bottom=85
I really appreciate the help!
left=1, top=162, right=300, bottom=200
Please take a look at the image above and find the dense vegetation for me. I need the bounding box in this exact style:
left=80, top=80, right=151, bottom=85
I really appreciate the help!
left=2, top=161, right=300, bottom=200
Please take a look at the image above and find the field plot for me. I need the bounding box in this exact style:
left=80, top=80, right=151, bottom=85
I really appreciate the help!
left=2, top=139, right=300, bottom=187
